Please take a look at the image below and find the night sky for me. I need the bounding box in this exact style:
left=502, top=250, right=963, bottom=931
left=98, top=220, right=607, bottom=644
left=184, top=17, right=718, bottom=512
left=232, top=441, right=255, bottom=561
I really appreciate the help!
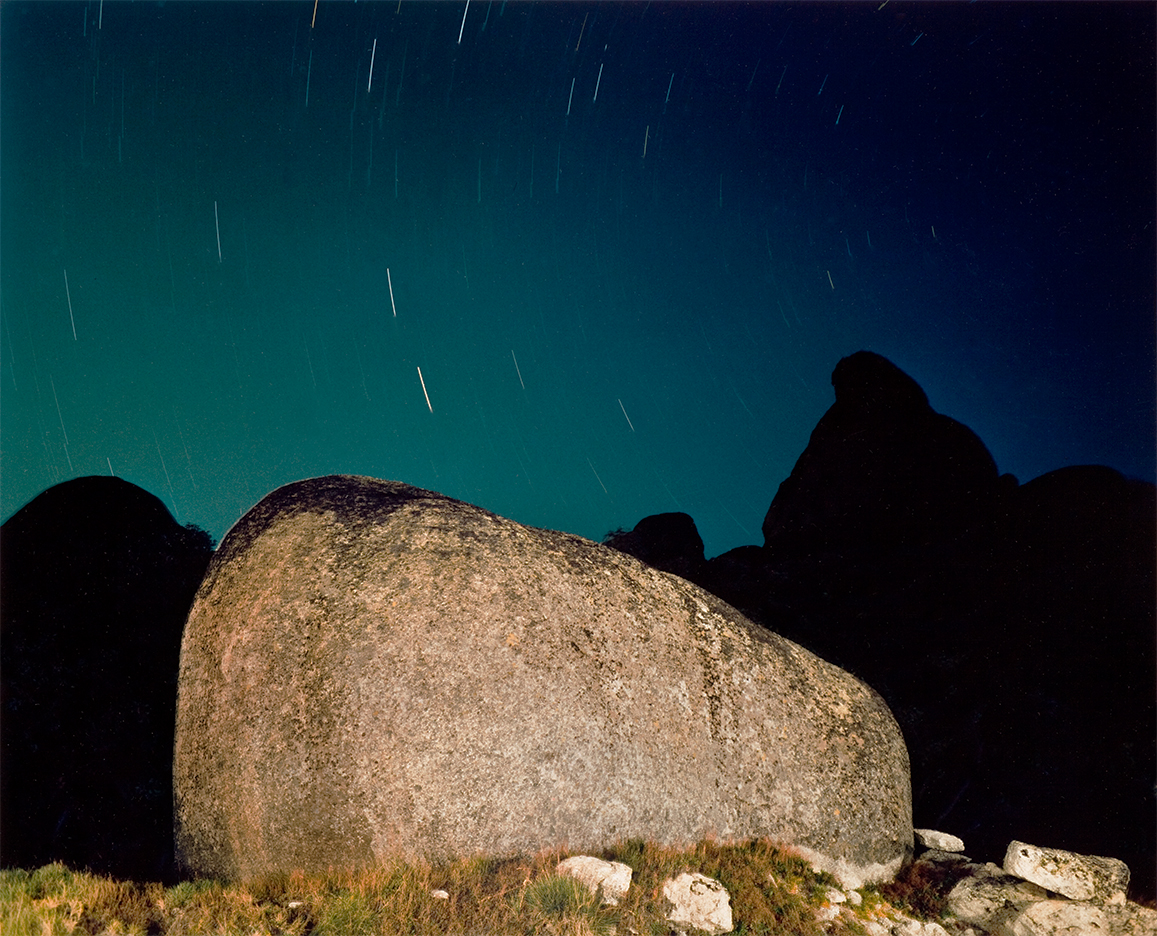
left=2, top=1, right=1153, bottom=558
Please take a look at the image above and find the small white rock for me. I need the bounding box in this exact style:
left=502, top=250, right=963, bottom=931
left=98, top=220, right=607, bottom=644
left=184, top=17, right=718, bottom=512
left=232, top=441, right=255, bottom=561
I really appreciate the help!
left=556, top=855, right=633, bottom=906
left=662, top=872, right=733, bottom=936
left=914, top=829, right=966, bottom=853
left=824, top=887, right=847, bottom=904
left=429, top=889, right=449, bottom=900
left=892, top=921, right=950, bottom=936
left=846, top=889, right=863, bottom=906
left=287, top=901, right=304, bottom=909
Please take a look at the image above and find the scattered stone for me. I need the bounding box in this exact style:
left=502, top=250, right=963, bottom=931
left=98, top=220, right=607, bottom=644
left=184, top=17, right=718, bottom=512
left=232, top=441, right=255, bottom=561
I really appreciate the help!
left=824, top=887, right=847, bottom=904
left=815, top=903, right=841, bottom=922
left=846, top=889, right=863, bottom=906
left=1003, top=841, right=1130, bottom=902
left=557, top=856, right=632, bottom=906
left=429, top=890, right=449, bottom=900
left=891, top=920, right=950, bottom=936
left=915, top=829, right=966, bottom=853
left=662, top=872, right=733, bottom=935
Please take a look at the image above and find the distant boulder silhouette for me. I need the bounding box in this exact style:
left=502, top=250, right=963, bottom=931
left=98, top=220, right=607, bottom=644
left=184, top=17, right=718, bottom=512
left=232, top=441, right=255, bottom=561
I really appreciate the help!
left=973, top=465, right=1155, bottom=890
left=1, top=476, right=214, bottom=881
left=610, top=351, right=1155, bottom=900
left=761, top=350, right=1007, bottom=567
left=602, top=512, right=706, bottom=582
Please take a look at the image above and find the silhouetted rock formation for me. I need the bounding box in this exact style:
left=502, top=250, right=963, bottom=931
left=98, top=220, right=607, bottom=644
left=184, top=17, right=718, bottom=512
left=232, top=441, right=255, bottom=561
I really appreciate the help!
left=761, top=350, right=1006, bottom=562
left=602, top=512, right=706, bottom=582
left=175, top=476, right=912, bottom=886
left=608, top=351, right=1156, bottom=900
left=977, top=465, right=1155, bottom=898
left=1, top=477, right=213, bottom=882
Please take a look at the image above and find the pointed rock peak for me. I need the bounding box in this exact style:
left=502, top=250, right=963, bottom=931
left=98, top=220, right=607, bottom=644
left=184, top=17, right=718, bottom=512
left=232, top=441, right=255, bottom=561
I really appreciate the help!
left=831, top=351, right=929, bottom=415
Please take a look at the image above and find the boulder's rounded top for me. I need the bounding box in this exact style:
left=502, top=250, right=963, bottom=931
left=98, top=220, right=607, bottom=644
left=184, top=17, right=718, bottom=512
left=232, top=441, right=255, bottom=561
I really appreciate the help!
left=831, top=351, right=929, bottom=415
left=2, top=474, right=180, bottom=541
left=214, top=475, right=450, bottom=566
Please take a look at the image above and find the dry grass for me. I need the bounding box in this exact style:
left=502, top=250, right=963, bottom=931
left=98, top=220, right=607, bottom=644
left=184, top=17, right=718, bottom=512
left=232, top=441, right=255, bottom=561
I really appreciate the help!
left=0, top=838, right=949, bottom=935
left=876, top=855, right=972, bottom=922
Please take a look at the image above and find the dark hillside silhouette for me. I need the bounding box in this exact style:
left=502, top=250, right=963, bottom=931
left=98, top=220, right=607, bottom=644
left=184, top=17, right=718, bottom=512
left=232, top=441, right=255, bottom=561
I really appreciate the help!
left=1, top=476, right=213, bottom=882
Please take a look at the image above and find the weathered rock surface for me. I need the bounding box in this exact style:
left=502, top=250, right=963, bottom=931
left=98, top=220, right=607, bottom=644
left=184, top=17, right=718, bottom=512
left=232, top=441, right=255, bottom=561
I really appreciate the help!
left=947, top=864, right=1049, bottom=932
left=662, top=872, right=733, bottom=935
left=556, top=856, right=633, bottom=905
left=174, top=476, right=912, bottom=883
left=1102, top=902, right=1157, bottom=936
left=1, top=476, right=214, bottom=883
left=1003, top=841, right=1130, bottom=903
left=1008, top=899, right=1110, bottom=936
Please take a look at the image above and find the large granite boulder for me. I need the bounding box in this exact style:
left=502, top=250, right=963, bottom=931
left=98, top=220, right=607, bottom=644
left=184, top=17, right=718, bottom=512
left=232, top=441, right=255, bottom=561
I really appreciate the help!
left=174, top=475, right=912, bottom=884
left=1, top=477, right=214, bottom=882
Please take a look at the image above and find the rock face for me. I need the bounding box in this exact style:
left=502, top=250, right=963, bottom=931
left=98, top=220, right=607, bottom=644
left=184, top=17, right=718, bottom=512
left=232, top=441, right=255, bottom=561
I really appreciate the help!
left=174, top=475, right=912, bottom=884
left=0, top=477, right=214, bottom=882
left=610, top=351, right=1156, bottom=900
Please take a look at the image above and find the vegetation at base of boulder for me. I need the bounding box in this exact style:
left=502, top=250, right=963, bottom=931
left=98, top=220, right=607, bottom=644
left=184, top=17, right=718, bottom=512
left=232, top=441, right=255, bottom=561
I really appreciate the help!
left=876, top=857, right=973, bottom=922
left=0, top=838, right=949, bottom=935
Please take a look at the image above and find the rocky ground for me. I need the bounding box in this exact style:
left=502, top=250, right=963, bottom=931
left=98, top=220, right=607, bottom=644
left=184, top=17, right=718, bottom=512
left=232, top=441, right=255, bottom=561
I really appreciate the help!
left=578, top=829, right=1157, bottom=935
left=807, top=832, right=1157, bottom=936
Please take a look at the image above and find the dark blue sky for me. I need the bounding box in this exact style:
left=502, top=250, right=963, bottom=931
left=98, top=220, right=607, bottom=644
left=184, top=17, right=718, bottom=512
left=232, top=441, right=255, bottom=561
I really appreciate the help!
left=2, top=1, right=1153, bottom=557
